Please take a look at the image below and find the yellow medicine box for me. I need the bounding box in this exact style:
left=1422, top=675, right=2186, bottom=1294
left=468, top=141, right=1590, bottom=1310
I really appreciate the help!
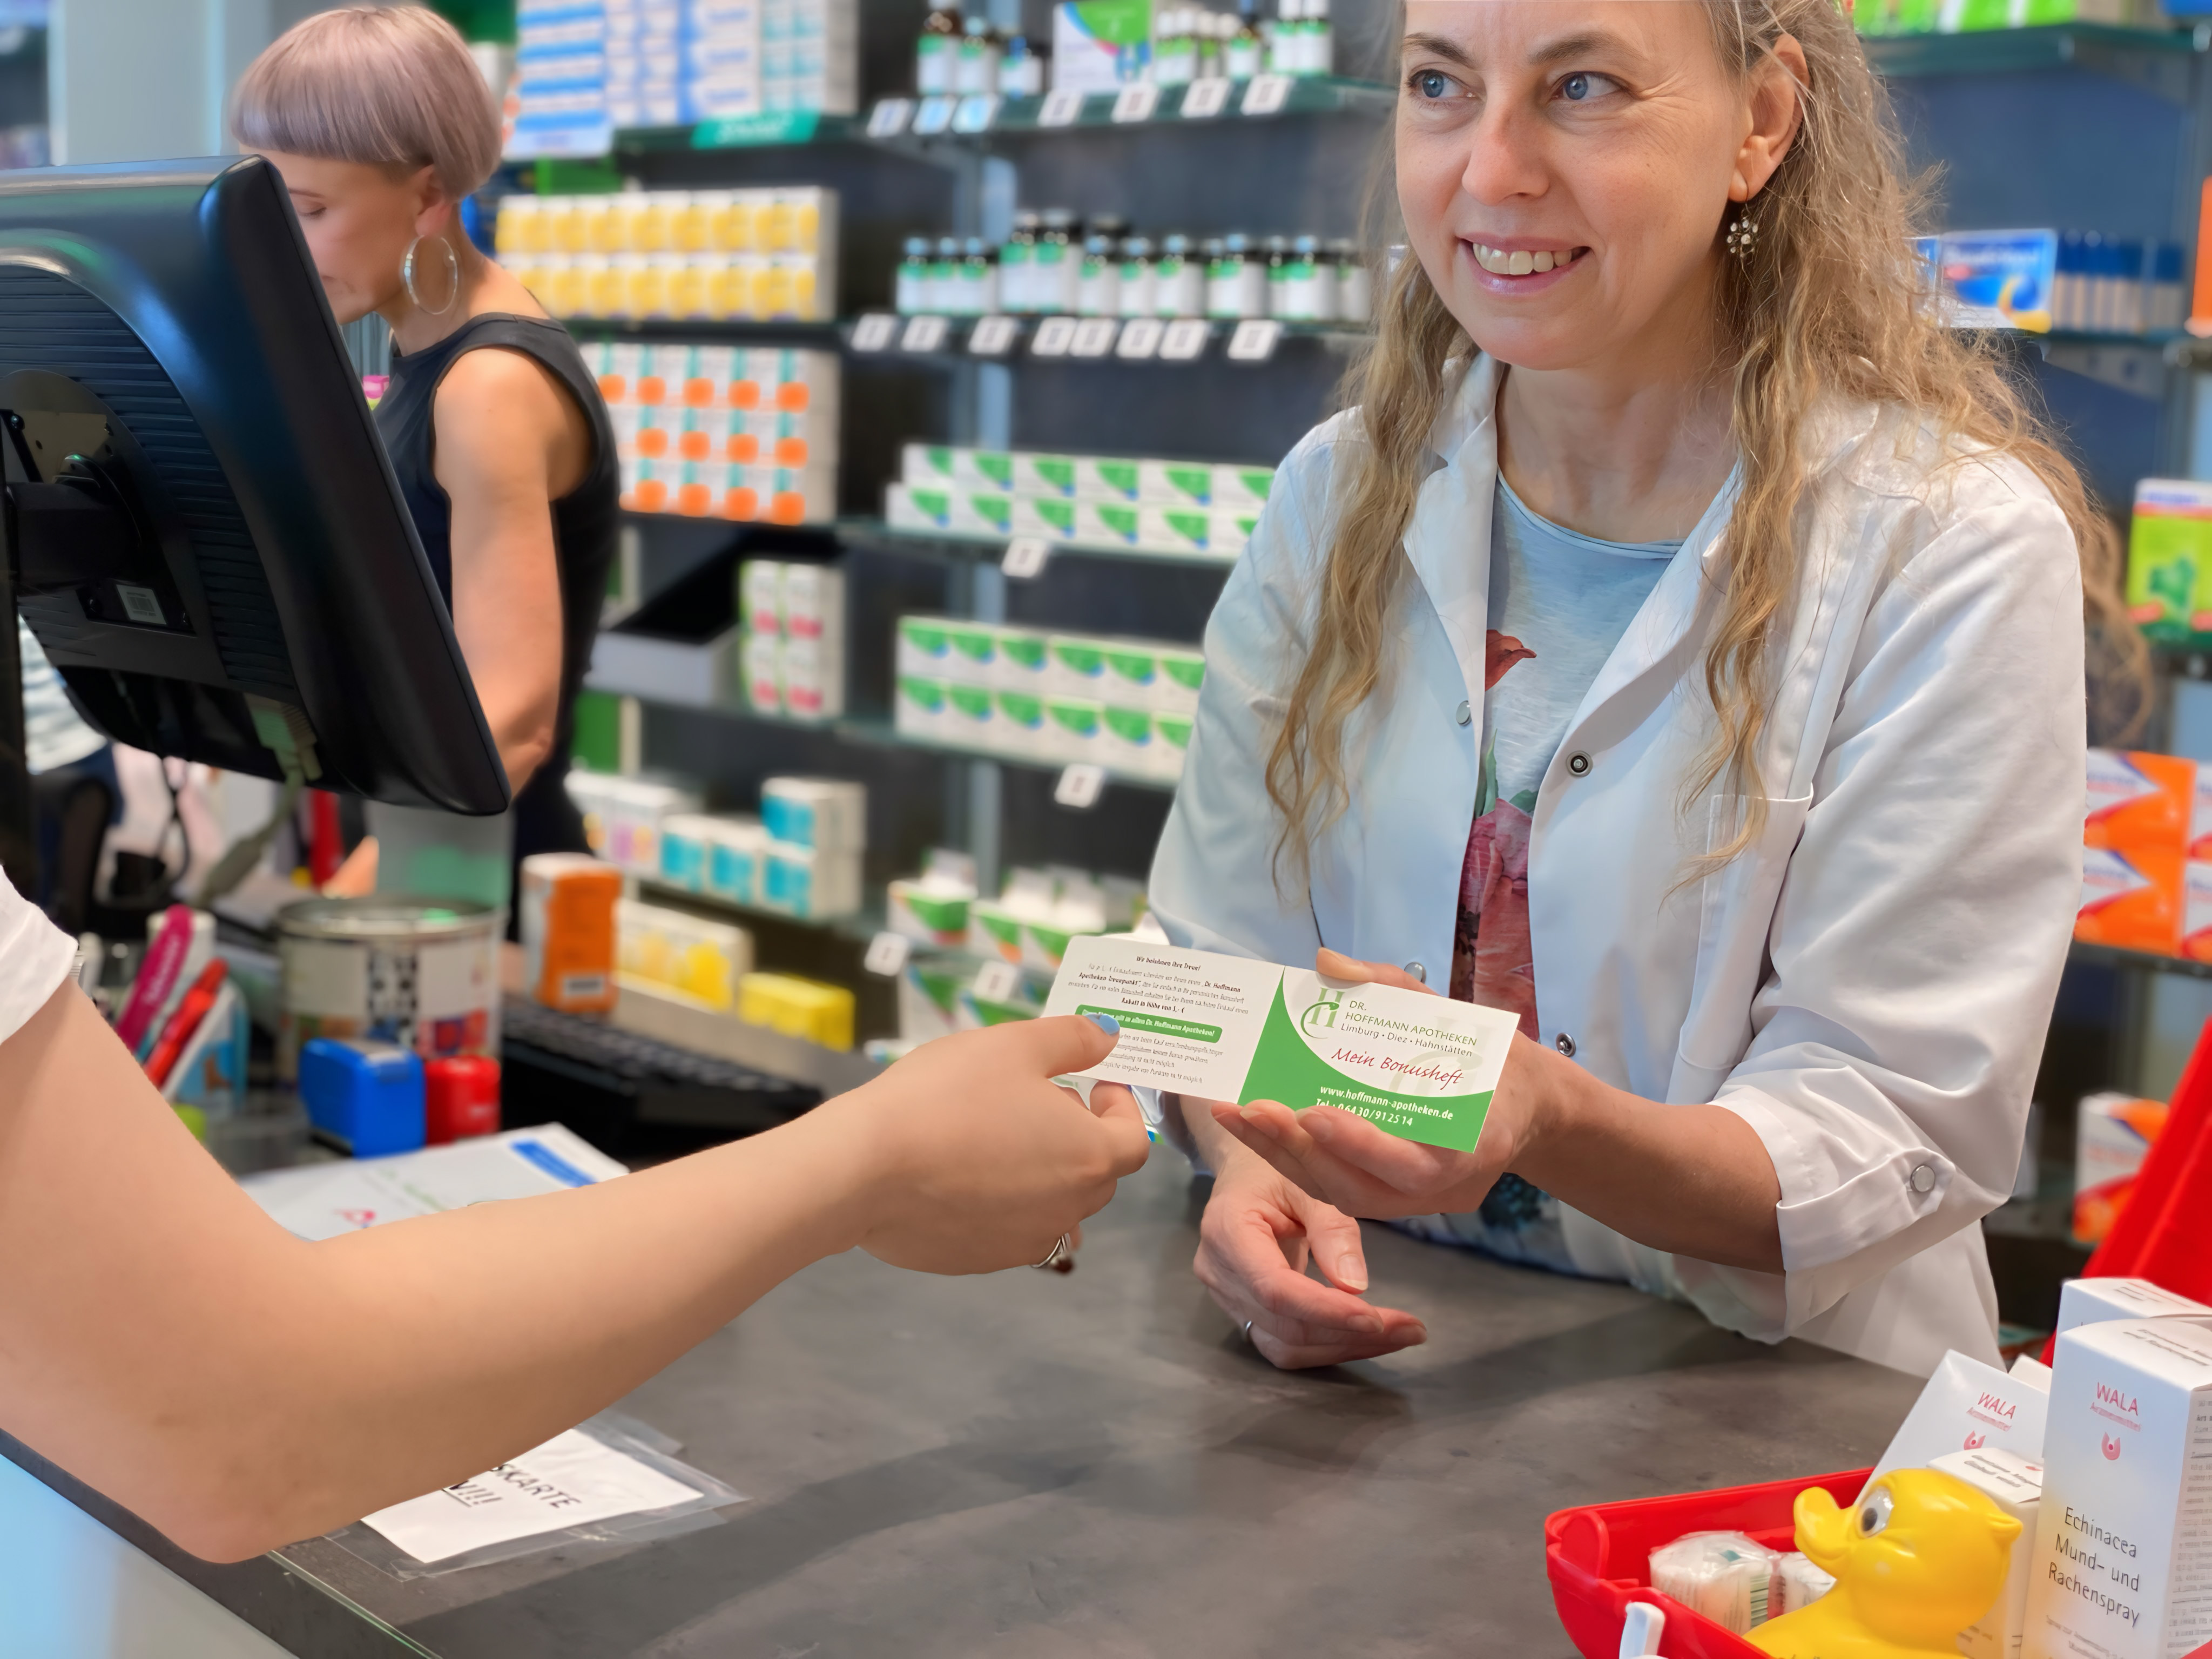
left=738, top=971, right=855, bottom=1051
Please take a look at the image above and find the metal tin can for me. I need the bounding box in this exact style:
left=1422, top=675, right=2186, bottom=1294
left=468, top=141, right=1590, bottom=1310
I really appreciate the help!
left=276, top=898, right=502, bottom=1084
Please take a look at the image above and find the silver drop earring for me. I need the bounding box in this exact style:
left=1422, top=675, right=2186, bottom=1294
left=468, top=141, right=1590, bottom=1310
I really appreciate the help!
left=1725, top=204, right=1761, bottom=261
left=402, top=234, right=461, bottom=315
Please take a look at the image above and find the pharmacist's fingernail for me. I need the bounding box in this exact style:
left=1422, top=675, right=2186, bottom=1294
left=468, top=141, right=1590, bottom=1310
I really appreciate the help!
left=1084, top=1012, right=1120, bottom=1035
left=1335, top=1262, right=1368, bottom=1293
left=1352, top=1314, right=1383, bottom=1335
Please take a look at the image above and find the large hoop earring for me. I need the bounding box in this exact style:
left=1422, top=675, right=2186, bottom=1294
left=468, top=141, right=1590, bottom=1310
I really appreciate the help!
left=402, top=234, right=461, bottom=315
left=1724, top=201, right=1761, bottom=261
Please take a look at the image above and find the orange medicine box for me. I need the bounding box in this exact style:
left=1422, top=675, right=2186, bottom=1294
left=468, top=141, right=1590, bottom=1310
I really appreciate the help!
left=518, top=853, right=623, bottom=1014
left=2077, top=844, right=2184, bottom=954
left=2086, top=748, right=2194, bottom=852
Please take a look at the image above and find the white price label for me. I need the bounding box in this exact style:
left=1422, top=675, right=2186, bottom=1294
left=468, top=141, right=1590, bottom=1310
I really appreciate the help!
left=1038, top=86, right=1086, bottom=127
left=900, top=314, right=951, bottom=353
left=1110, top=83, right=1161, bottom=123
left=912, top=94, right=957, bottom=135
left=1240, top=73, right=1292, bottom=116
left=864, top=930, right=913, bottom=977
left=866, top=98, right=915, bottom=137
left=1054, top=763, right=1108, bottom=809
left=1226, top=318, right=1283, bottom=361
left=1069, top=317, right=1118, bottom=358
left=1159, top=317, right=1210, bottom=360
left=1031, top=316, right=1077, bottom=356
left=972, top=959, right=1023, bottom=1004
left=1115, top=317, right=1164, bottom=359
left=1002, top=536, right=1052, bottom=578
left=1179, top=77, right=1231, bottom=119
left=953, top=93, right=1001, bottom=133
left=968, top=314, right=1020, bottom=356
left=851, top=312, right=899, bottom=352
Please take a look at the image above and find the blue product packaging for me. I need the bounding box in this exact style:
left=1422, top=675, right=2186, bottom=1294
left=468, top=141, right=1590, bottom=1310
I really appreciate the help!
left=1936, top=229, right=2056, bottom=333
left=299, top=1037, right=426, bottom=1158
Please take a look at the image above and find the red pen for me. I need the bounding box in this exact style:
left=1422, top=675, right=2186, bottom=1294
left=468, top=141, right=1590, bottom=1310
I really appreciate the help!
left=145, top=960, right=229, bottom=1089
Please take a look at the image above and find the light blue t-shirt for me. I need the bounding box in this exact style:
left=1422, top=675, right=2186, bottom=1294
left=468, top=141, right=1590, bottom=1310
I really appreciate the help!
left=1399, top=476, right=1681, bottom=1275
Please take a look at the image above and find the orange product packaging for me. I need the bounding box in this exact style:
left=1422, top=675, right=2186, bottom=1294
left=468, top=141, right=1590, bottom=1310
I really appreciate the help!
left=2085, top=747, right=2194, bottom=852
left=2072, top=1090, right=2170, bottom=1245
left=518, top=853, right=622, bottom=1014
left=2076, top=842, right=2183, bottom=954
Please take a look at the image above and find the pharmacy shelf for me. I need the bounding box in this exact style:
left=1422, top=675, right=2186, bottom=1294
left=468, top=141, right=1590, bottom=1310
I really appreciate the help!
left=837, top=515, right=1240, bottom=570
left=2069, top=939, right=2212, bottom=981
left=565, top=316, right=847, bottom=346
left=631, top=876, right=1026, bottom=981
left=613, top=111, right=872, bottom=154
left=1864, top=23, right=2203, bottom=92
left=846, top=314, right=1368, bottom=365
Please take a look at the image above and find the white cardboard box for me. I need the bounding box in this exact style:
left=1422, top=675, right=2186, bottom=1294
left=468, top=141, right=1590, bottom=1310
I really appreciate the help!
left=1873, top=1348, right=2051, bottom=1481
left=2023, top=1317, right=2212, bottom=1659
left=2056, top=1278, right=2212, bottom=1338
left=1932, top=1446, right=2042, bottom=1659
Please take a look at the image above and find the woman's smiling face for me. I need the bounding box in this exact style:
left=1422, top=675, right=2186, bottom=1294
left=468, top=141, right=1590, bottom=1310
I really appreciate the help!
left=1396, top=1, right=1784, bottom=374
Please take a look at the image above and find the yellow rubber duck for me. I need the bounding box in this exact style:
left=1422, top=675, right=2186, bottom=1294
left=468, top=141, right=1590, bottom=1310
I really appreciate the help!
left=1749, top=1469, right=2020, bottom=1659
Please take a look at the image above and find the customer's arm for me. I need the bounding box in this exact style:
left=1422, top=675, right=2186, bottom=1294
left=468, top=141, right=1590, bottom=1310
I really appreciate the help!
left=436, top=346, right=584, bottom=791
left=0, top=984, right=1145, bottom=1563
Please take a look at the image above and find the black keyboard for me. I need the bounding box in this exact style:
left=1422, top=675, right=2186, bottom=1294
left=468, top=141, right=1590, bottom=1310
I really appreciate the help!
left=501, top=998, right=820, bottom=1156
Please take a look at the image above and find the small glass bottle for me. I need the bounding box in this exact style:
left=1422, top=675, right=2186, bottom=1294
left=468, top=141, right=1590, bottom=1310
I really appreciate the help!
left=1117, top=235, right=1157, bottom=318
left=956, top=14, right=1003, bottom=94
left=1078, top=225, right=1124, bottom=316
left=1263, top=234, right=1293, bottom=316
left=1191, top=14, right=1223, bottom=82
left=916, top=2, right=961, bottom=95
left=1307, top=0, right=1333, bottom=77
left=962, top=237, right=999, bottom=315
left=896, top=235, right=931, bottom=314
left=1156, top=233, right=1204, bottom=316
left=1267, top=0, right=1300, bottom=76
left=1227, top=0, right=1265, bottom=77
left=1330, top=237, right=1371, bottom=325
left=1155, top=8, right=1196, bottom=86
left=1037, top=208, right=1080, bottom=314
left=1000, top=210, right=1040, bottom=313
left=1001, top=34, right=1046, bottom=97
left=929, top=235, right=962, bottom=313
left=1202, top=235, right=1235, bottom=319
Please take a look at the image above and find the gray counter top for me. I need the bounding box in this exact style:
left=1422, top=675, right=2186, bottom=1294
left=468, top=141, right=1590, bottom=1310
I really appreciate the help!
left=7, top=1158, right=1925, bottom=1656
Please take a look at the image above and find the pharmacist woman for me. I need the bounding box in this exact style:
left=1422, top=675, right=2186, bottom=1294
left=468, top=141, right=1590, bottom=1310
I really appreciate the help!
left=0, top=875, right=1146, bottom=1561
left=1152, top=0, right=2142, bottom=1379
left=233, top=6, right=616, bottom=903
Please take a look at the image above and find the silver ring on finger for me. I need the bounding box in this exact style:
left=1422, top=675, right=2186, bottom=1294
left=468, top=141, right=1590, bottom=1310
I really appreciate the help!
left=1032, top=1233, right=1073, bottom=1271
left=1243, top=1319, right=1256, bottom=1344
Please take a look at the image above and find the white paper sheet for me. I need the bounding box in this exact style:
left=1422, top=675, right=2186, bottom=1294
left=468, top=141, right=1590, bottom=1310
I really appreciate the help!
left=358, top=1428, right=702, bottom=1564
left=241, top=1125, right=628, bottom=1241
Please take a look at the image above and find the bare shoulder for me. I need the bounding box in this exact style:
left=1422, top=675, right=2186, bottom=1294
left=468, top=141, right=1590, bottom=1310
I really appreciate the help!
left=435, top=344, right=571, bottom=430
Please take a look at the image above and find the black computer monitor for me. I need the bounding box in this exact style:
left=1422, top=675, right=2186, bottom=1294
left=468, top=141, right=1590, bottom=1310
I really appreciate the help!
left=0, top=154, right=508, bottom=818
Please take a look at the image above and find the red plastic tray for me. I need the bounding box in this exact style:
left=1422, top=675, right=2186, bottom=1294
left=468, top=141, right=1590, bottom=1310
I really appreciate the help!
left=1544, top=1468, right=1871, bottom=1658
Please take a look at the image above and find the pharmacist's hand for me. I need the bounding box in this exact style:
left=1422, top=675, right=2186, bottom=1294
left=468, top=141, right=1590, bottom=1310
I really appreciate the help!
left=1194, top=1139, right=1427, bottom=1369
left=1209, top=948, right=1538, bottom=1221
left=841, top=1016, right=1151, bottom=1275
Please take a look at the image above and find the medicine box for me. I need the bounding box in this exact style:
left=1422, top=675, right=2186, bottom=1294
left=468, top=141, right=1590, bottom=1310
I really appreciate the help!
left=702, top=815, right=771, bottom=907
left=760, top=776, right=865, bottom=851
left=762, top=841, right=862, bottom=919
left=2076, top=844, right=2182, bottom=955
left=1011, top=495, right=1078, bottom=542
left=2086, top=749, right=2193, bottom=852
left=738, top=970, right=855, bottom=1049
left=617, top=899, right=754, bottom=1011
left=1073, top=456, right=1143, bottom=505
left=2025, top=1317, right=2212, bottom=1659
left=2053, top=1276, right=2209, bottom=1336
left=894, top=674, right=950, bottom=741
left=2073, top=1100, right=2171, bottom=1246
left=887, top=877, right=974, bottom=947
left=1929, top=1447, right=2040, bottom=1659
left=2125, top=478, right=2212, bottom=645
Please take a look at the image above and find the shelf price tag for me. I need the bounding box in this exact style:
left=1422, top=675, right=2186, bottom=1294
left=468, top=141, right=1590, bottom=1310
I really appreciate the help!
left=867, top=98, right=915, bottom=137
left=953, top=93, right=1001, bottom=133
left=1031, top=316, right=1076, bottom=356
left=1226, top=318, right=1283, bottom=362
left=967, top=314, right=1020, bottom=356
left=1069, top=317, right=1118, bottom=357
left=1038, top=86, right=1087, bottom=127
left=972, top=959, right=1024, bottom=1005
left=1159, top=317, right=1210, bottom=360
left=1054, top=763, right=1108, bottom=810
left=1115, top=317, right=1164, bottom=359
left=864, top=930, right=913, bottom=977
left=900, top=314, right=951, bottom=353
left=1240, top=73, right=1292, bottom=117
left=1110, top=83, right=1161, bottom=123
left=851, top=312, right=899, bottom=352
left=1002, top=536, right=1052, bottom=578
left=912, top=94, right=957, bottom=136
left=1179, top=77, right=1232, bottom=119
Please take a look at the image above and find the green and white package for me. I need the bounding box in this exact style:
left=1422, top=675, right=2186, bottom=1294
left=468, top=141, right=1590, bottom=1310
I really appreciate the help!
left=1042, top=936, right=1519, bottom=1152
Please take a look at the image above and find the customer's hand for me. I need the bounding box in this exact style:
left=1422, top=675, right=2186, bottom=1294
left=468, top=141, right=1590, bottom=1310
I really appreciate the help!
left=835, top=1016, right=1151, bottom=1274
left=1193, top=1136, right=1427, bottom=1368
left=1209, top=948, right=1550, bottom=1222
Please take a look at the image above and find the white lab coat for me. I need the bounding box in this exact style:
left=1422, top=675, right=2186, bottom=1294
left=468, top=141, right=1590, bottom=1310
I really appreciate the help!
left=1149, top=355, right=2086, bottom=1378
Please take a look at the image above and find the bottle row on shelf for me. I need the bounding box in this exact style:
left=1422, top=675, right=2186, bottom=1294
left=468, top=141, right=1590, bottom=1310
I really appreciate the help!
left=739, top=558, right=845, bottom=721
left=896, top=216, right=1372, bottom=324
left=894, top=616, right=1203, bottom=782
left=912, top=0, right=1337, bottom=99
left=1856, top=0, right=2155, bottom=35
left=496, top=188, right=837, bottom=259
left=1928, top=227, right=2189, bottom=337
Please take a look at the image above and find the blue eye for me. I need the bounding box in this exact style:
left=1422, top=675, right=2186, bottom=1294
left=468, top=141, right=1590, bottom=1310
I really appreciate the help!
left=1414, top=69, right=1452, bottom=99
left=1562, top=72, right=1591, bottom=100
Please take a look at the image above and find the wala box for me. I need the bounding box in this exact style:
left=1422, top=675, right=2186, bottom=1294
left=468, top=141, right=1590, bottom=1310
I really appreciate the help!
left=2022, top=1317, right=2212, bottom=1659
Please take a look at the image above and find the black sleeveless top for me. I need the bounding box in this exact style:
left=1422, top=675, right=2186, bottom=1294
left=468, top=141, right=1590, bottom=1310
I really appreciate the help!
left=375, top=314, right=619, bottom=872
